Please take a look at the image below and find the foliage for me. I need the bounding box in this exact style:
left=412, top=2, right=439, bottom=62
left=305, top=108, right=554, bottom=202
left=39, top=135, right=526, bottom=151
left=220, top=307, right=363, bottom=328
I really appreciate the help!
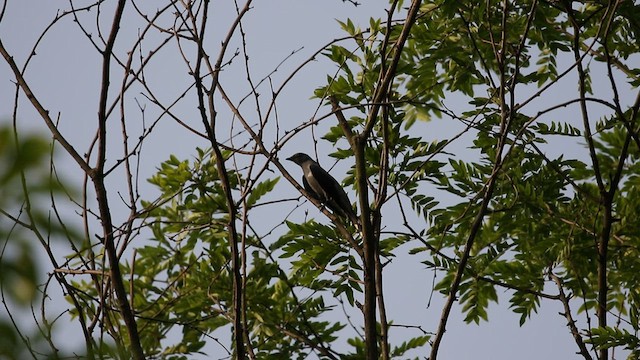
left=132, top=149, right=352, bottom=358
left=0, top=125, right=83, bottom=359
left=316, top=0, right=640, bottom=359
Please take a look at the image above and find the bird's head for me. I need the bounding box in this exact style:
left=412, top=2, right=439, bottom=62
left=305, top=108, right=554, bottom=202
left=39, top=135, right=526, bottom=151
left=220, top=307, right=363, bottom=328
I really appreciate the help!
left=286, top=152, right=313, bottom=166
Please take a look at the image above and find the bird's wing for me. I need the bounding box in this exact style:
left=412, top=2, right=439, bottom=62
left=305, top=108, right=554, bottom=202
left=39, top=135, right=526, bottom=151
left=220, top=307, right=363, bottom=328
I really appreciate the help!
left=308, top=162, right=358, bottom=222
left=307, top=162, right=340, bottom=200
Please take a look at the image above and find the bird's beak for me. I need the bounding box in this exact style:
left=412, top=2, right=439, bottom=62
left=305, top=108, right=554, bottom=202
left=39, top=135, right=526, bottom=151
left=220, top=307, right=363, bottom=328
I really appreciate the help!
left=286, top=156, right=293, bottom=162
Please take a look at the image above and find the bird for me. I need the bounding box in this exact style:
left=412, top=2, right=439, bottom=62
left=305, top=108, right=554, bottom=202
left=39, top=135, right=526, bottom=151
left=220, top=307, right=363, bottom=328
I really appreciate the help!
left=287, top=152, right=359, bottom=226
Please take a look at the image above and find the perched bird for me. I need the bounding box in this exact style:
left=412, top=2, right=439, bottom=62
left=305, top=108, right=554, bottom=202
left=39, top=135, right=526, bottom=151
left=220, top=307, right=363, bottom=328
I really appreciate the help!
left=287, top=152, right=359, bottom=225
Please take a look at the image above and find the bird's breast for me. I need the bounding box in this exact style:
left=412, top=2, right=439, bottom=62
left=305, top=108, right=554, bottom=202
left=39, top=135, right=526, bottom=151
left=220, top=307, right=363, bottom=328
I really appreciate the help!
left=304, top=171, right=329, bottom=200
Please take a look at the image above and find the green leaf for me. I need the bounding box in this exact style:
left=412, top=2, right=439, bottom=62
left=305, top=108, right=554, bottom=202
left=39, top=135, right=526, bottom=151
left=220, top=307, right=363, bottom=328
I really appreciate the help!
left=246, top=177, right=280, bottom=208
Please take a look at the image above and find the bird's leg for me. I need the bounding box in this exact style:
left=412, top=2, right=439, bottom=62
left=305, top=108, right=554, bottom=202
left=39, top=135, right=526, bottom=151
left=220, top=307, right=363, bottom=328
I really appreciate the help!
left=318, top=203, right=328, bottom=213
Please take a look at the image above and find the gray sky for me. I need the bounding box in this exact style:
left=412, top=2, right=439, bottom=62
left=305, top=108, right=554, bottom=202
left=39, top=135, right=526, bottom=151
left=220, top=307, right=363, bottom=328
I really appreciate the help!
left=2, top=0, right=625, bottom=358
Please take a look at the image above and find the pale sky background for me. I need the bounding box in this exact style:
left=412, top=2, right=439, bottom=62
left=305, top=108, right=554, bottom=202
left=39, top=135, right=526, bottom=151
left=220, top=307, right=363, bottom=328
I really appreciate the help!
left=2, top=0, right=634, bottom=359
